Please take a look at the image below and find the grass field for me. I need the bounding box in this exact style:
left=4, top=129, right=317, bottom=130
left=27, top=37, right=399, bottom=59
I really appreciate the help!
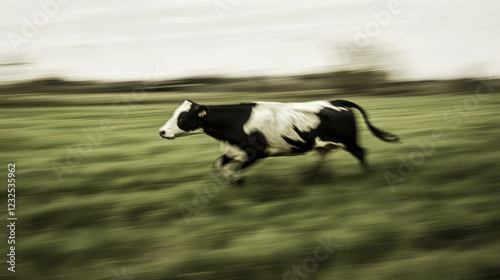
left=1, top=90, right=499, bottom=280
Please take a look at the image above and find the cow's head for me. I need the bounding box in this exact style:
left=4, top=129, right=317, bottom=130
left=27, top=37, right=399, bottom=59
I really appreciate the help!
left=159, top=100, right=208, bottom=140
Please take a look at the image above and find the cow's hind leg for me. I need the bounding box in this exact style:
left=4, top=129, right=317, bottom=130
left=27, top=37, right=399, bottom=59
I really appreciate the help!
left=305, top=148, right=330, bottom=180
left=306, top=137, right=343, bottom=179
left=345, top=141, right=368, bottom=171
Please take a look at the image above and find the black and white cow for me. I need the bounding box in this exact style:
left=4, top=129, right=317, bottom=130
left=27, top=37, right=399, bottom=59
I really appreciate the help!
left=159, top=99, right=399, bottom=183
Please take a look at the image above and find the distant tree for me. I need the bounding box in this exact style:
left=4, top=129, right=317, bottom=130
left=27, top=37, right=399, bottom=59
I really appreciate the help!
left=333, top=42, right=406, bottom=80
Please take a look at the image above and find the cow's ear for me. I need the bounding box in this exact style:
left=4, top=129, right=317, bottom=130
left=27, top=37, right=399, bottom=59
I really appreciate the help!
left=197, top=105, right=209, bottom=118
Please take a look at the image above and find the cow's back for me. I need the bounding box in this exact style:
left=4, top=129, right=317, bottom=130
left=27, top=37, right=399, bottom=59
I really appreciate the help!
left=242, top=101, right=343, bottom=155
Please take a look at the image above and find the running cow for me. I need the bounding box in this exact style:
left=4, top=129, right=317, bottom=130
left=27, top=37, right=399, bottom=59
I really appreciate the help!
left=159, top=100, right=400, bottom=184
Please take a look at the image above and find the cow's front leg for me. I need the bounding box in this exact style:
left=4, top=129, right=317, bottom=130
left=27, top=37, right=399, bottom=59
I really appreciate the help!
left=211, top=155, right=233, bottom=171
left=214, top=156, right=261, bottom=185
left=211, top=155, right=245, bottom=185
left=210, top=160, right=244, bottom=185
left=222, top=156, right=261, bottom=185
left=215, top=142, right=252, bottom=185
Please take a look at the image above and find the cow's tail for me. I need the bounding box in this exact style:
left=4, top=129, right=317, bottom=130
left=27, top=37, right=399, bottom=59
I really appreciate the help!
left=332, top=100, right=401, bottom=143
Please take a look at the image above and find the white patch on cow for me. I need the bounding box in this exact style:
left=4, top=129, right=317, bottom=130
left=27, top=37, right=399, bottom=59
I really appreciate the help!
left=219, top=142, right=248, bottom=162
left=159, top=100, right=203, bottom=139
left=313, top=137, right=345, bottom=150
left=243, top=101, right=348, bottom=156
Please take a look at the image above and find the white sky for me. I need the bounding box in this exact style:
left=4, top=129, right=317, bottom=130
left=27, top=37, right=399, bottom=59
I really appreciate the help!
left=0, top=0, right=499, bottom=82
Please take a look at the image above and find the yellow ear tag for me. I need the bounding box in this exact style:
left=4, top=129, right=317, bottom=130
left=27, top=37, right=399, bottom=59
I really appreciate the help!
left=198, top=110, right=207, bottom=117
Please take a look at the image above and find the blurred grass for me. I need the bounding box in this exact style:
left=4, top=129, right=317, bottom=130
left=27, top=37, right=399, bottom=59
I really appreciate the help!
left=1, top=91, right=499, bottom=280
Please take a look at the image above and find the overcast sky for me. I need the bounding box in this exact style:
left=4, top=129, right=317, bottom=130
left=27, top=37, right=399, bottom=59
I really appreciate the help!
left=0, top=0, right=499, bottom=82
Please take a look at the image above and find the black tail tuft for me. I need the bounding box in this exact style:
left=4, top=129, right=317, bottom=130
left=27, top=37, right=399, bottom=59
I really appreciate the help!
left=331, top=100, right=401, bottom=143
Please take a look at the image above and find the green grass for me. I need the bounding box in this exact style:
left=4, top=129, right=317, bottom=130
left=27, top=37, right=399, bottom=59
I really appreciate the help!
left=1, top=92, right=499, bottom=280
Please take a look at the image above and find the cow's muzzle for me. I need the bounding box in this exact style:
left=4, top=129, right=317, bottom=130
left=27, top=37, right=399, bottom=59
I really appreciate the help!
left=159, top=130, right=175, bottom=140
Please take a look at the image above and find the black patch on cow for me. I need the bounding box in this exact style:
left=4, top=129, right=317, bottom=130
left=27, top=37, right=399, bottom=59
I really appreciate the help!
left=199, top=103, right=256, bottom=145
left=316, top=107, right=357, bottom=142
left=316, top=107, right=367, bottom=165
left=240, top=131, right=269, bottom=169
left=280, top=107, right=358, bottom=155
left=282, top=126, right=317, bottom=154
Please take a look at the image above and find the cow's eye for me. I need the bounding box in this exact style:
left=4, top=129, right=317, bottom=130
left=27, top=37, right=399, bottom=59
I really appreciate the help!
left=179, top=115, right=187, bottom=121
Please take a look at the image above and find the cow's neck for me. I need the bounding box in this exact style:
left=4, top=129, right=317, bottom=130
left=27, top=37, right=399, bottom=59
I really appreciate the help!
left=199, top=104, right=254, bottom=144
